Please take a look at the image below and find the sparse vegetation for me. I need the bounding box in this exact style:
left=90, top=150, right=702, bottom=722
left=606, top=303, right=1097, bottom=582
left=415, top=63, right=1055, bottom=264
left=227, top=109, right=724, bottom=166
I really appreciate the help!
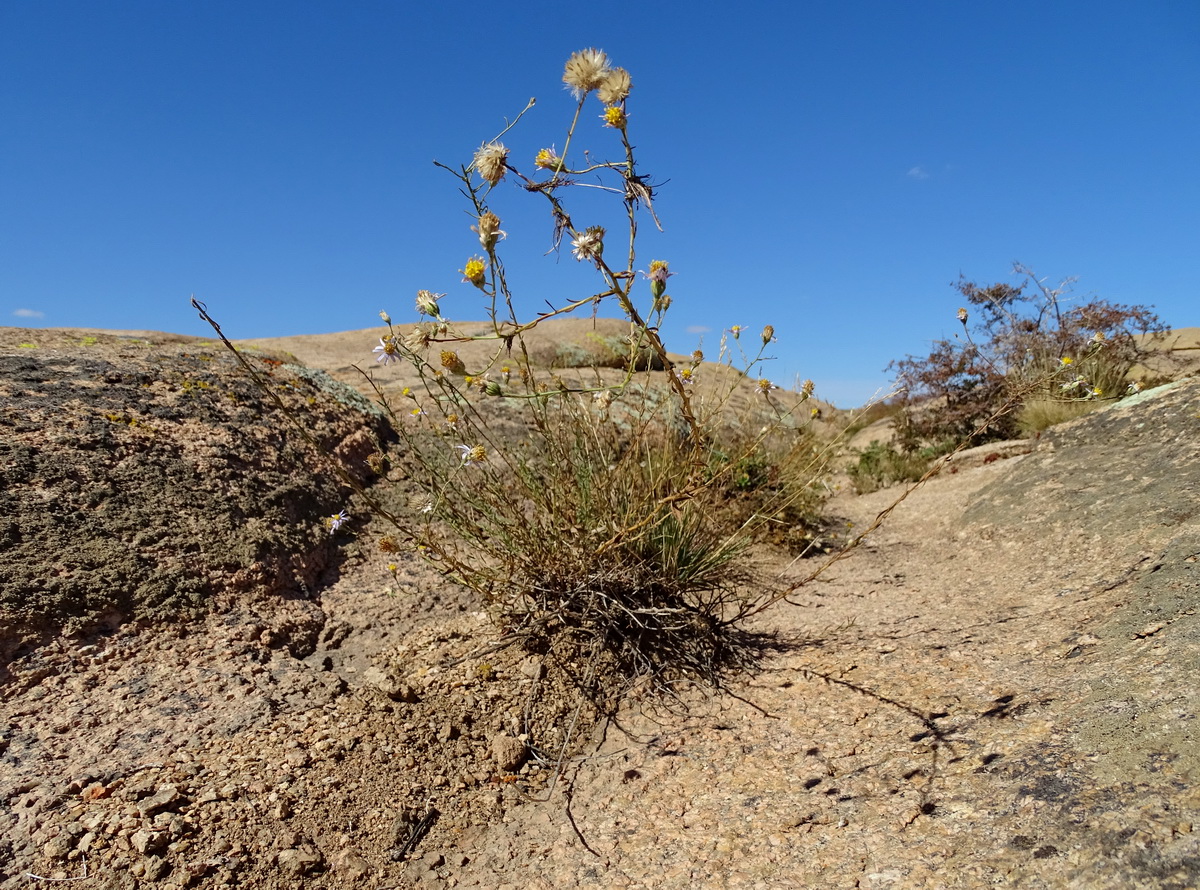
left=205, top=48, right=829, bottom=702
left=890, top=264, right=1166, bottom=449
left=845, top=440, right=935, bottom=494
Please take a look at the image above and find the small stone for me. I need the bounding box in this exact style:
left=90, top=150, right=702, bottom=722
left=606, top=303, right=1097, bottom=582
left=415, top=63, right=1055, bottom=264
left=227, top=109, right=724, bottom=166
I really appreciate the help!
left=131, top=829, right=167, bottom=854
left=284, top=750, right=311, bottom=769
left=138, top=785, right=181, bottom=817
left=81, top=783, right=110, bottom=802
left=421, top=851, right=445, bottom=869
left=363, top=666, right=421, bottom=701
left=277, top=845, right=323, bottom=877
left=143, top=855, right=171, bottom=881
left=519, top=657, right=545, bottom=680
left=336, top=850, right=372, bottom=879
left=490, top=734, right=527, bottom=773
left=42, top=834, right=75, bottom=860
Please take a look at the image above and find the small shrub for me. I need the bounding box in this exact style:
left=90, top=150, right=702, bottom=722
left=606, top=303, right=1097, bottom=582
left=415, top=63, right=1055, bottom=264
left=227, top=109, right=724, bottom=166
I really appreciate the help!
left=890, top=264, right=1167, bottom=449
left=846, top=440, right=932, bottom=494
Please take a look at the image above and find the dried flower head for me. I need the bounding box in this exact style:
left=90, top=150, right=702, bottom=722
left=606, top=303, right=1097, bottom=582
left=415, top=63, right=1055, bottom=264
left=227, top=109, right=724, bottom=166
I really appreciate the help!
left=593, top=389, right=614, bottom=410
left=472, top=142, right=509, bottom=186
left=691, top=349, right=704, bottom=365
left=801, top=379, right=815, bottom=398
left=378, top=534, right=401, bottom=553
left=379, top=310, right=392, bottom=324
left=415, top=290, right=443, bottom=317
left=440, top=350, right=466, bottom=375
left=571, top=226, right=606, bottom=264
left=366, top=452, right=388, bottom=474
left=563, top=48, right=611, bottom=98
left=472, top=211, right=506, bottom=250
left=373, top=337, right=400, bottom=364
left=596, top=67, right=632, bottom=105
left=601, top=106, right=627, bottom=129
left=403, top=326, right=432, bottom=351
left=461, top=256, right=487, bottom=287
left=956, top=307, right=969, bottom=324
left=408, top=493, right=435, bottom=515
left=761, top=325, right=776, bottom=345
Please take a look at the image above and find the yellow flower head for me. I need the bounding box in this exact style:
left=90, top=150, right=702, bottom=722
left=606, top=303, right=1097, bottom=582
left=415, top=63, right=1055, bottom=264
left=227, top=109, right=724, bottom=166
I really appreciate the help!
left=597, top=67, right=632, bottom=105
left=456, top=444, right=488, bottom=466
left=440, top=350, right=466, bottom=375
left=461, top=256, right=487, bottom=287
left=643, top=260, right=673, bottom=300
left=601, top=106, right=627, bottom=129
left=472, top=141, right=509, bottom=186
left=563, top=48, right=611, bottom=98
left=956, top=307, right=969, bottom=324
left=535, top=147, right=562, bottom=171
left=1060, top=356, right=1074, bottom=366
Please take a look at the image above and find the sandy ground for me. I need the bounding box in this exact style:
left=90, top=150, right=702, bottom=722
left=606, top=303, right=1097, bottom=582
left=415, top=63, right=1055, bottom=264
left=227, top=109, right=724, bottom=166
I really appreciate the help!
left=2, top=325, right=1197, bottom=888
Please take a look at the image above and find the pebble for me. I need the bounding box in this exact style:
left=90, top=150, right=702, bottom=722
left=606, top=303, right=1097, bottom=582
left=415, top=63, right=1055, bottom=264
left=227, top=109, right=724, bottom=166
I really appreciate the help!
left=277, top=845, right=324, bottom=876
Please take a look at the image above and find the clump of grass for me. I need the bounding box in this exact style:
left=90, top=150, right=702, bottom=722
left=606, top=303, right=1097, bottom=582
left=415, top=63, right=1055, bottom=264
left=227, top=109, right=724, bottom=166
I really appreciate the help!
left=196, top=49, right=834, bottom=707
left=1015, top=396, right=1101, bottom=435
left=344, top=49, right=829, bottom=698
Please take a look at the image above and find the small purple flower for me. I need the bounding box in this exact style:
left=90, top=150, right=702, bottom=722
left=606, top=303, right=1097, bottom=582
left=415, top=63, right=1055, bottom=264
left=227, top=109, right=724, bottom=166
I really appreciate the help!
left=374, top=337, right=400, bottom=365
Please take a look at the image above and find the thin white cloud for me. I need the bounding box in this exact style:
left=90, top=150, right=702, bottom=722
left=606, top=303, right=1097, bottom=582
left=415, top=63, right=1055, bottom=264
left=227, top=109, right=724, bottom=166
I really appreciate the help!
left=685, top=325, right=711, bottom=335
left=13, top=308, right=45, bottom=319
left=907, top=166, right=930, bottom=180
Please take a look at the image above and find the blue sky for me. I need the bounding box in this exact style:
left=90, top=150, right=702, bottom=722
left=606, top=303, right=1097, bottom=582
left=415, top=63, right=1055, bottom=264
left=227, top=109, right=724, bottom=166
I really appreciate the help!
left=3, top=1, right=1197, bottom=406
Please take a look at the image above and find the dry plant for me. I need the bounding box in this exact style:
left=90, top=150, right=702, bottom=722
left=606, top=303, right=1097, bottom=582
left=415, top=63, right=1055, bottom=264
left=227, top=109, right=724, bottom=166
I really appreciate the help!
left=338, top=49, right=833, bottom=701
left=890, top=263, right=1166, bottom=449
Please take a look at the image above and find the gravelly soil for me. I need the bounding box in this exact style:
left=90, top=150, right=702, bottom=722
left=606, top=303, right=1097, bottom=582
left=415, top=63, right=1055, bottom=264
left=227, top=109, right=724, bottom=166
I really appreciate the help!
left=1, top=326, right=1197, bottom=889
